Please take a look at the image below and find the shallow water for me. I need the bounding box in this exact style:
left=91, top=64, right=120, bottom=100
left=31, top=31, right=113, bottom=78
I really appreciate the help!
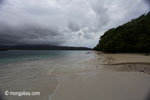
left=0, top=50, right=150, bottom=100
left=0, top=50, right=90, bottom=64
left=0, top=50, right=93, bottom=100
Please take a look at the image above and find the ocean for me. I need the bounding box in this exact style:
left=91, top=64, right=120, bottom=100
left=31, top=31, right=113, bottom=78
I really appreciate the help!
left=0, top=50, right=93, bottom=100
left=0, top=50, right=83, bottom=64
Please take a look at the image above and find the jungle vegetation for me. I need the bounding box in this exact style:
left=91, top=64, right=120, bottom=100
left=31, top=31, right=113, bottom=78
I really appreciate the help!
left=94, top=12, right=150, bottom=53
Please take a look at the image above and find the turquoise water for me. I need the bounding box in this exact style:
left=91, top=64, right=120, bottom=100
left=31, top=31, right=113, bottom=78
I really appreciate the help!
left=0, top=50, right=88, bottom=64
left=0, top=50, right=93, bottom=100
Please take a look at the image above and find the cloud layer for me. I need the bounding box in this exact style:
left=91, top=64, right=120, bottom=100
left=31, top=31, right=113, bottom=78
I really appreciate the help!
left=0, top=0, right=149, bottom=47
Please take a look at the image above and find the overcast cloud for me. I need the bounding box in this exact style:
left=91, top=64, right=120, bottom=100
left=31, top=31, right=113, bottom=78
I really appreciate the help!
left=0, top=0, right=149, bottom=47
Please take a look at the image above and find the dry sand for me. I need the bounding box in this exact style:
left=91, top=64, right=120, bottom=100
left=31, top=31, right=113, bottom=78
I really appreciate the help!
left=83, top=51, right=150, bottom=65
left=83, top=51, right=150, bottom=74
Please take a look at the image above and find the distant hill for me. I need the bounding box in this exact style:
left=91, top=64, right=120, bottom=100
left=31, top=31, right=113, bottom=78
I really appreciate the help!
left=0, top=45, right=91, bottom=50
left=94, top=12, right=150, bottom=53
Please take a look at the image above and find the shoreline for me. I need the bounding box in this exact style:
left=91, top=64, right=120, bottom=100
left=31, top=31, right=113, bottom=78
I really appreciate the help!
left=52, top=52, right=150, bottom=100
left=1, top=51, right=150, bottom=100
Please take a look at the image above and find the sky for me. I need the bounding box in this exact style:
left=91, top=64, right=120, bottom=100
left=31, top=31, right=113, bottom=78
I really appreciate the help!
left=0, top=0, right=149, bottom=48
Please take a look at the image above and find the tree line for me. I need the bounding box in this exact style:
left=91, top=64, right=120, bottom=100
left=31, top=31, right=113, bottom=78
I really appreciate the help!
left=94, top=12, right=150, bottom=53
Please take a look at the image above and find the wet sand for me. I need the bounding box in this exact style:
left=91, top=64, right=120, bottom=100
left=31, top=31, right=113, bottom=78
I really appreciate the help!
left=1, top=51, right=150, bottom=100
left=52, top=51, right=150, bottom=100
left=53, top=72, right=150, bottom=100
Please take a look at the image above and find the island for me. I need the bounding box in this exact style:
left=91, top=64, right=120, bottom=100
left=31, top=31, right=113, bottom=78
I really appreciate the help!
left=0, top=45, right=91, bottom=50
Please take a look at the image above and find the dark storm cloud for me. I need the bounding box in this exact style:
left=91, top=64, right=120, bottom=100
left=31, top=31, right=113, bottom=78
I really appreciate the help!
left=0, top=0, right=3, bottom=3
left=0, top=0, right=3, bottom=7
left=0, top=0, right=149, bottom=47
left=145, top=0, right=150, bottom=4
left=0, top=22, right=64, bottom=45
left=145, top=0, right=150, bottom=8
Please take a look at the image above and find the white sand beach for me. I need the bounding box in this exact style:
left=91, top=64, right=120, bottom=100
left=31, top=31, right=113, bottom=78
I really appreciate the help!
left=0, top=51, right=150, bottom=100
left=83, top=51, right=150, bottom=74
left=83, top=51, right=150, bottom=65
left=53, top=72, right=150, bottom=100
left=52, top=51, right=150, bottom=100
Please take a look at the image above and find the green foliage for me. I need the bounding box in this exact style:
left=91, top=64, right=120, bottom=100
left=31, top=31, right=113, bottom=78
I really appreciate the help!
left=95, top=12, right=150, bottom=53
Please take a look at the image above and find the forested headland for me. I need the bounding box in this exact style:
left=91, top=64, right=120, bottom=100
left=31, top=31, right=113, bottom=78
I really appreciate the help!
left=94, top=12, right=150, bottom=53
